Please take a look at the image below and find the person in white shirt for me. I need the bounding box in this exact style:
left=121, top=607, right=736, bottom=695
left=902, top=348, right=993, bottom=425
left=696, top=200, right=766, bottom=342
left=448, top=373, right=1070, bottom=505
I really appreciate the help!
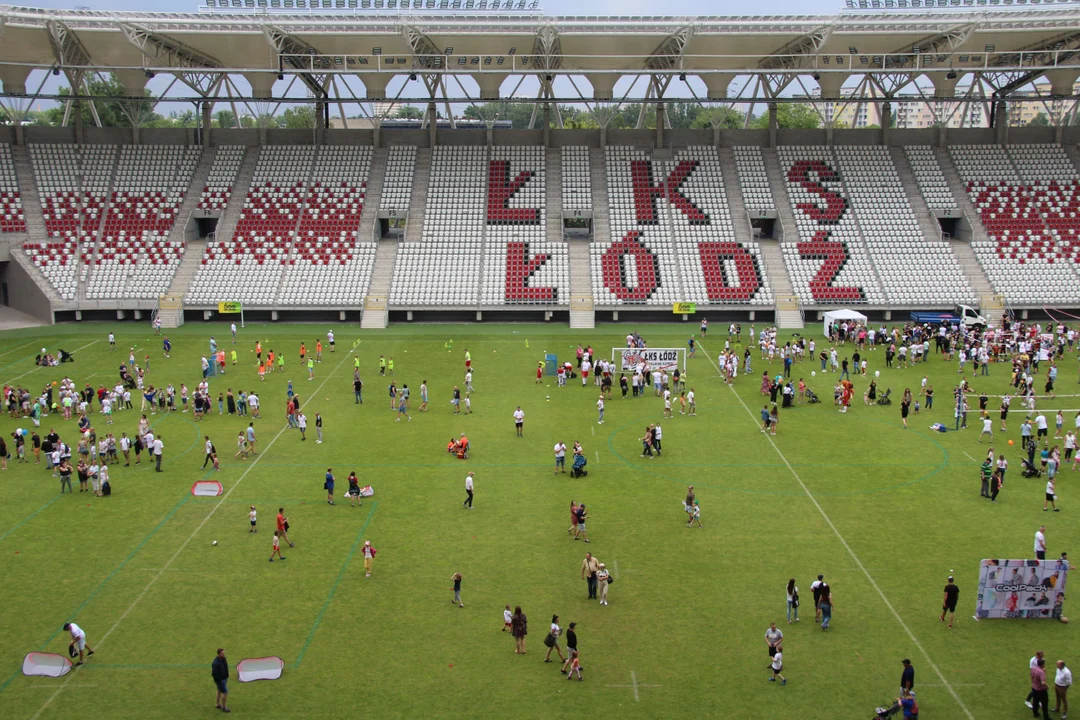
left=97, top=464, right=109, bottom=497
left=327, top=330, right=335, bottom=352
left=230, top=322, right=237, bottom=343
left=663, top=389, right=672, bottom=418
left=513, top=406, right=525, bottom=437
left=463, top=472, right=474, bottom=509
left=687, top=388, right=696, bottom=416
left=597, top=395, right=605, bottom=424
left=554, top=442, right=567, bottom=474
left=1045, top=478, right=1059, bottom=512
left=64, top=622, right=94, bottom=665
left=980, top=413, right=994, bottom=443
left=581, top=359, right=591, bottom=387
left=769, top=649, right=786, bottom=685
left=1035, top=526, right=1048, bottom=559
left=465, top=370, right=474, bottom=393
left=249, top=505, right=257, bottom=533
left=297, top=412, right=308, bottom=441
left=153, top=436, right=164, bottom=472
left=1054, top=659, right=1072, bottom=717
left=1036, top=413, right=1049, bottom=439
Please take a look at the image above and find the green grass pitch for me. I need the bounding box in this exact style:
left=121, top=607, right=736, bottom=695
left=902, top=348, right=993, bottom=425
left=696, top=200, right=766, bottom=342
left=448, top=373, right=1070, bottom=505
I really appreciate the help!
left=0, top=321, right=1076, bottom=719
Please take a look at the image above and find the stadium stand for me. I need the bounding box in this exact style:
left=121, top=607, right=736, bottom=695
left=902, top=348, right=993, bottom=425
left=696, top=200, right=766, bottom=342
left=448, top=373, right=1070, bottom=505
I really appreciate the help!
left=1007, top=144, right=1080, bottom=266
left=0, top=144, right=26, bottom=233
left=481, top=146, right=568, bottom=306
left=903, top=146, right=957, bottom=212
left=197, top=146, right=246, bottom=212
left=593, top=146, right=684, bottom=306
left=390, top=146, right=485, bottom=306
left=279, top=146, right=375, bottom=307
left=949, top=144, right=1080, bottom=305
left=186, top=146, right=315, bottom=306
left=379, top=145, right=416, bottom=216
left=833, top=145, right=974, bottom=306
left=85, top=145, right=199, bottom=300
left=732, top=146, right=776, bottom=215
left=777, top=146, right=885, bottom=306
left=23, top=144, right=116, bottom=301
left=561, top=146, right=592, bottom=213
left=662, top=146, right=771, bottom=306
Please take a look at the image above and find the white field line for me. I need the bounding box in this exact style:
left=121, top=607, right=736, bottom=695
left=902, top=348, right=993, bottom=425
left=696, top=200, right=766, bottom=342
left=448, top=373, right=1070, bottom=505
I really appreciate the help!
left=697, top=341, right=974, bottom=720
left=30, top=341, right=356, bottom=719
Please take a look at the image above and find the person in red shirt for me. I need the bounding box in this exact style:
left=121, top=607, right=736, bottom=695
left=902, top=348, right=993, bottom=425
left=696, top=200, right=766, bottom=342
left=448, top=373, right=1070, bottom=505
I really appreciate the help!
left=1033, top=657, right=1051, bottom=719
left=276, top=508, right=295, bottom=547
left=536, top=362, right=544, bottom=384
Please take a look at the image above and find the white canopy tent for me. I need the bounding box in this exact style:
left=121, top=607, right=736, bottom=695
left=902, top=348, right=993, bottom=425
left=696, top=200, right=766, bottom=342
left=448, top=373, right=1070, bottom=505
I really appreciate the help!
left=822, top=309, right=868, bottom=339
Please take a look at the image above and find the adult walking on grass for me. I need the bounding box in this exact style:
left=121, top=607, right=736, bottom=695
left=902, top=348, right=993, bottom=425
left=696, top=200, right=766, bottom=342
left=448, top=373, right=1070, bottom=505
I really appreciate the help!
left=581, top=552, right=599, bottom=599
left=786, top=578, right=800, bottom=623
left=463, top=472, right=474, bottom=509
left=511, top=606, right=528, bottom=654
left=901, top=658, right=915, bottom=694
left=544, top=615, right=566, bottom=664
left=324, top=468, right=335, bottom=505
left=276, top=508, right=295, bottom=547
left=212, top=648, right=231, bottom=713
left=940, top=576, right=959, bottom=628
left=811, top=575, right=825, bottom=622
left=575, top=504, right=590, bottom=543
left=818, top=583, right=833, bottom=631
left=561, top=623, right=578, bottom=674
left=765, top=622, right=783, bottom=664
left=597, top=564, right=611, bottom=606
left=1033, top=657, right=1052, bottom=720
left=1053, top=659, right=1071, bottom=718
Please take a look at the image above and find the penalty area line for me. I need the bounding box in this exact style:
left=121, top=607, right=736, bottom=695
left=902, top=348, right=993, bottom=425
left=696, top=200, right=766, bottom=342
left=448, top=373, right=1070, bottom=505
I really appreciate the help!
left=696, top=340, right=974, bottom=720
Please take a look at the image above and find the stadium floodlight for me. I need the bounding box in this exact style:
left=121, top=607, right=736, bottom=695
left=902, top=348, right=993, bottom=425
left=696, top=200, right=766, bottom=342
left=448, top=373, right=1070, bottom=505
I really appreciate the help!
left=849, top=46, right=858, bottom=54
left=372, top=47, right=382, bottom=55
left=985, top=44, right=995, bottom=52
left=445, top=47, right=453, bottom=55
left=52, top=67, right=60, bottom=76
left=409, top=72, right=417, bottom=80
left=679, top=72, right=686, bottom=81
left=508, top=47, right=516, bottom=55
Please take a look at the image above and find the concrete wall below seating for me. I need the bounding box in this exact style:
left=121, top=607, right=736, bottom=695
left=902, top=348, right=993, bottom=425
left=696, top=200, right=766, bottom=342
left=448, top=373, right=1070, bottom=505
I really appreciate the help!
left=0, top=260, right=54, bottom=325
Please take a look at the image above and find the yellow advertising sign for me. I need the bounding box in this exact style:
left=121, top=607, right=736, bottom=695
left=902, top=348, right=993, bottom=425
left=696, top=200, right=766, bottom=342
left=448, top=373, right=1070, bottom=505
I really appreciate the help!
left=218, top=302, right=243, bottom=314
left=673, top=302, right=696, bottom=315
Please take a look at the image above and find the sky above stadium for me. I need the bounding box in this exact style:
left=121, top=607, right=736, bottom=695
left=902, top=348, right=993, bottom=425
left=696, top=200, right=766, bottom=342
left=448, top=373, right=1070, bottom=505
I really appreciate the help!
left=15, top=0, right=834, bottom=15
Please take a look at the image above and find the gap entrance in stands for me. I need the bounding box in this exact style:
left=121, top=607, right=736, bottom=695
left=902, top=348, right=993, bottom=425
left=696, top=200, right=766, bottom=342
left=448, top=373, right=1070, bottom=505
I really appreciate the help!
left=194, top=217, right=218, bottom=239
left=379, top=217, right=405, bottom=240
left=751, top=218, right=777, bottom=240
left=564, top=216, right=590, bottom=240
left=936, top=216, right=961, bottom=238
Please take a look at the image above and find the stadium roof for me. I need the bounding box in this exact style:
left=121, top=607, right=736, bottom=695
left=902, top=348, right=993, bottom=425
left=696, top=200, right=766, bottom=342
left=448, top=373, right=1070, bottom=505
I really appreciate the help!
left=1, top=3, right=1078, bottom=105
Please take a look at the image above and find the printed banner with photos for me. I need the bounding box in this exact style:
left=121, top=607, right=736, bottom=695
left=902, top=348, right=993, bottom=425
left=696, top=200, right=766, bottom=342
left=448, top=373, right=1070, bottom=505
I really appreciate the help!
left=975, top=558, right=1069, bottom=620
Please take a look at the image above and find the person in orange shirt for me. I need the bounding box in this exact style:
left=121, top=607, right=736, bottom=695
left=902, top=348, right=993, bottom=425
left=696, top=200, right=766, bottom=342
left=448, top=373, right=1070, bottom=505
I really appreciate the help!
left=459, top=434, right=469, bottom=458
left=255, top=341, right=262, bottom=361
left=267, top=349, right=275, bottom=370
left=315, top=340, right=322, bottom=363
left=259, top=362, right=266, bottom=382
left=299, top=343, right=307, bottom=362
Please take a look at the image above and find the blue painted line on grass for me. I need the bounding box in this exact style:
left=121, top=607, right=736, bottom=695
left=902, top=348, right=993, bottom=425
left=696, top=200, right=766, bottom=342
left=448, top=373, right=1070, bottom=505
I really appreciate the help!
left=0, top=495, right=61, bottom=544
left=292, top=501, right=378, bottom=669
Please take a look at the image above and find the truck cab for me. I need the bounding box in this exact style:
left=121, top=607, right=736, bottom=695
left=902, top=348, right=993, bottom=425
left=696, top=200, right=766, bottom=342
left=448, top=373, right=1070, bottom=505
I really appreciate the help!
left=955, top=305, right=988, bottom=330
